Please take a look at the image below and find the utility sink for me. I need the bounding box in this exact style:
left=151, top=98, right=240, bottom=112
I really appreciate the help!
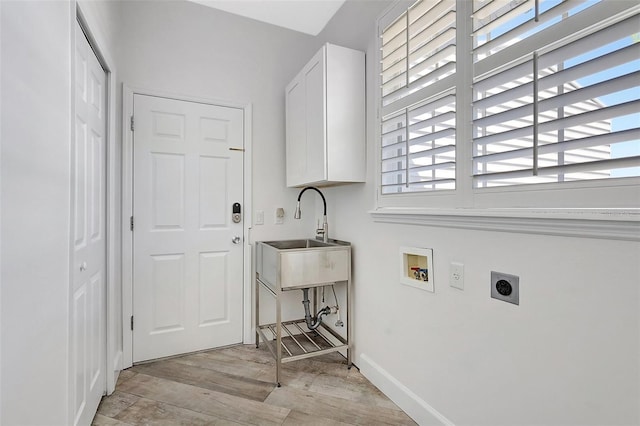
left=256, top=239, right=351, bottom=291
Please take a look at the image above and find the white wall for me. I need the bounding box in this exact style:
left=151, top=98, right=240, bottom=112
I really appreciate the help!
left=316, top=1, right=640, bottom=425
left=1, top=1, right=73, bottom=423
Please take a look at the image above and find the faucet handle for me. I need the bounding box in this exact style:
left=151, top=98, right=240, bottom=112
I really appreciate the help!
left=316, top=219, right=329, bottom=243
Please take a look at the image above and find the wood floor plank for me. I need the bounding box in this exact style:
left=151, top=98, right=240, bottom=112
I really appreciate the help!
left=116, top=370, right=137, bottom=387
left=115, top=397, right=244, bottom=425
left=215, top=344, right=276, bottom=364
left=171, top=351, right=273, bottom=382
left=91, top=414, right=133, bottom=426
left=117, top=373, right=290, bottom=425
left=264, top=387, right=417, bottom=425
left=96, top=391, right=140, bottom=418
left=131, top=359, right=275, bottom=402
left=282, top=410, right=353, bottom=426
left=305, top=370, right=403, bottom=411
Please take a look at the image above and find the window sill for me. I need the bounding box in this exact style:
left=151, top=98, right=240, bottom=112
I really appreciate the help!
left=369, top=208, right=640, bottom=241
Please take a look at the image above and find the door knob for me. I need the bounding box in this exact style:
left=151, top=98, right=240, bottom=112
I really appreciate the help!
left=232, top=236, right=241, bottom=244
left=80, top=262, right=87, bottom=271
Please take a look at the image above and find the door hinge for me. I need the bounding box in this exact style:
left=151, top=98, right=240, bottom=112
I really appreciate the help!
left=130, top=216, right=134, bottom=231
left=130, top=115, right=134, bottom=131
left=130, top=315, right=134, bottom=331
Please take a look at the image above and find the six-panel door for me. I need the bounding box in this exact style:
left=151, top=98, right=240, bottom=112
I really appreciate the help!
left=132, top=94, right=244, bottom=362
left=72, top=21, right=107, bottom=426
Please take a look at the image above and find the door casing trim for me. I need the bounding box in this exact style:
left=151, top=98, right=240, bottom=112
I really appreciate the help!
left=121, top=86, right=253, bottom=368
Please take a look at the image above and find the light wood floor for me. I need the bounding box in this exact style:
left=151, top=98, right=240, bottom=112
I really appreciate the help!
left=92, top=344, right=417, bottom=425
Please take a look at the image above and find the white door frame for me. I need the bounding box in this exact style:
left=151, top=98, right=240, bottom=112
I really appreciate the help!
left=73, top=2, right=119, bottom=396
left=121, top=86, right=253, bottom=369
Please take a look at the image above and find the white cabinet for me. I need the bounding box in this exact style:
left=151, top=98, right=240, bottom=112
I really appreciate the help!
left=285, top=43, right=365, bottom=187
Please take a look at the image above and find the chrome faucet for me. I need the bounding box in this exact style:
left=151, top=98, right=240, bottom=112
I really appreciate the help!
left=294, top=186, right=328, bottom=243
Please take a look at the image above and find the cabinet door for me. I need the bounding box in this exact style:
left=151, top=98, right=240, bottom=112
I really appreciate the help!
left=303, top=48, right=326, bottom=184
left=286, top=77, right=306, bottom=187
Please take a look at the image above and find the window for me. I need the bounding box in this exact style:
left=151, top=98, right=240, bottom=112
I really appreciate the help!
left=378, top=0, right=640, bottom=209
left=472, top=0, right=640, bottom=187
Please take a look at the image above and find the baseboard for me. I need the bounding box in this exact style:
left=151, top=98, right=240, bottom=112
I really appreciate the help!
left=359, top=353, right=454, bottom=426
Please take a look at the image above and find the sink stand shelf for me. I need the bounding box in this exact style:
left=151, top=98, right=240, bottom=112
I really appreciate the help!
left=256, top=317, right=348, bottom=363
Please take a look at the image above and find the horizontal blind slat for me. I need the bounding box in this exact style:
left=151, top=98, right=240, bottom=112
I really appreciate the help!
left=474, top=60, right=531, bottom=93
left=410, top=144, right=456, bottom=159
left=410, top=110, right=456, bottom=132
left=474, top=128, right=640, bottom=164
left=382, top=60, right=407, bottom=84
left=382, top=178, right=456, bottom=188
left=382, top=45, right=408, bottom=72
left=409, top=44, right=456, bottom=78
left=474, top=156, right=640, bottom=182
left=410, top=94, right=456, bottom=117
left=382, top=73, right=457, bottom=115
left=410, top=160, right=456, bottom=171
left=410, top=127, right=456, bottom=146
left=472, top=0, right=529, bottom=20
left=381, top=123, right=406, bottom=137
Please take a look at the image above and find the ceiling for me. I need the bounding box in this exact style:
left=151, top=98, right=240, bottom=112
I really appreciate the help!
left=188, top=0, right=347, bottom=36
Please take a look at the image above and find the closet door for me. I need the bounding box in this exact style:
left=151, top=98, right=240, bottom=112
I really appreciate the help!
left=72, top=20, right=107, bottom=426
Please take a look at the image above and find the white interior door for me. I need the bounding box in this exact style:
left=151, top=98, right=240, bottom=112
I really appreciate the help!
left=72, top=21, right=107, bottom=426
left=132, top=94, right=244, bottom=362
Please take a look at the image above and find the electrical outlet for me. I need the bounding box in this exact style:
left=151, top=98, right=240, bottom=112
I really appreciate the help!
left=491, top=271, right=519, bottom=305
left=449, top=262, right=464, bottom=290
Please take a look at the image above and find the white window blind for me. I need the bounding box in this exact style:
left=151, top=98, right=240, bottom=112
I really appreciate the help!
left=380, top=0, right=457, bottom=194
left=472, top=0, right=640, bottom=187
left=381, top=0, right=456, bottom=107
left=382, top=92, right=456, bottom=193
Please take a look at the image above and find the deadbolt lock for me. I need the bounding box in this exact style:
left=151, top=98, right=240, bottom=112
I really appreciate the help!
left=232, top=202, right=241, bottom=223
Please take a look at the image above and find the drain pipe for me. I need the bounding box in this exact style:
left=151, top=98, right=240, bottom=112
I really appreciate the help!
left=301, top=288, right=331, bottom=330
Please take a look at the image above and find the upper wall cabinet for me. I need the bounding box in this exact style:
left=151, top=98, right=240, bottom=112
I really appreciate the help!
left=285, top=43, right=365, bottom=187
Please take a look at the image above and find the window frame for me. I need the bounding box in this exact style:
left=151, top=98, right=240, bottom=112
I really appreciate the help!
left=373, top=0, right=640, bottom=231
